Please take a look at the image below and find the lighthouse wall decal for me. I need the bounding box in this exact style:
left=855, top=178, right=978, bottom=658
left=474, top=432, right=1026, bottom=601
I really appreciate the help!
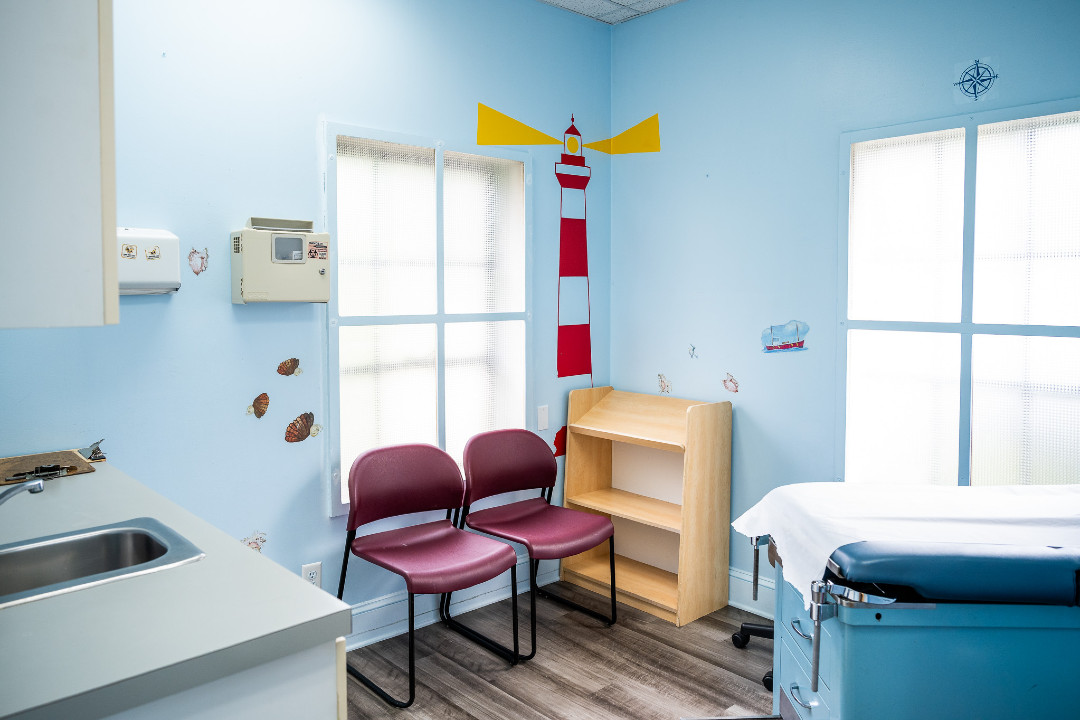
left=555, top=116, right=593, bottom=378
left=476, top=103, right=661, bottom=380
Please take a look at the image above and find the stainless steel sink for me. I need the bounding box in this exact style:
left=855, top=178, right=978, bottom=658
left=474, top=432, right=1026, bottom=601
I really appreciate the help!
left=0, top=517, right=204, bottom=609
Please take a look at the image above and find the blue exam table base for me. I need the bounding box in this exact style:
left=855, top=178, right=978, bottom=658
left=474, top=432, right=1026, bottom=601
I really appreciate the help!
left=711, top=539, right=1080, bottom=720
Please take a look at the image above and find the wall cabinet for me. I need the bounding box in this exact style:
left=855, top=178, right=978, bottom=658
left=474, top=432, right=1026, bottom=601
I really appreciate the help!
left=0, top=0, right=118, bottom=328
left=561, top=387, right=732, bottom=626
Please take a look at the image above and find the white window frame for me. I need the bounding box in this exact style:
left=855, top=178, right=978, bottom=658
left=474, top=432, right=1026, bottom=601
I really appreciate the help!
left=319, top=122, right=534, bottom=516
left=835, top=97, right=1080, bottom=486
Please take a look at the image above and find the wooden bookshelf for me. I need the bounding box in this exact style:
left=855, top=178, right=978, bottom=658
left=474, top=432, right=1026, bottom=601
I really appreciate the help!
left=561, top=387, right=732, bottom=627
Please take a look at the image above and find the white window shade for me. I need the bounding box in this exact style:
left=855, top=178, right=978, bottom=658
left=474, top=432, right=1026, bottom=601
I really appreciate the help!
left=970, top=334, right=1080, bottom=486
left=848, top=129, right=966, bottom=322
left=338, top=324, right=438, bottom=504
left=443, top=320, right=526, bottom=464
left=973, top=111, right=1080, bottom=325
left=443, top=151, right=526, bottom=314
left=845, top=329, right=960, bottom=485
left=336, top=136, right=437, bottom=317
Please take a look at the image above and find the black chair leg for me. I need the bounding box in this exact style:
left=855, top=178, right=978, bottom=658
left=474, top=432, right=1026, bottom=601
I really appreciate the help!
left=345, top=593, right=416, bottom=708
left=440, top=564, right=520, bottom=665
left=537, top=536, right=618, bottom=628
left=516, top=559, right=541, bottom=662
left=336, top=530, right=356, bottom=600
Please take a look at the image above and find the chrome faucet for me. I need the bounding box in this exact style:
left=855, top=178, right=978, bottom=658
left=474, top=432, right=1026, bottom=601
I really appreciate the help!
left=0, top=479, right=45, bottom=508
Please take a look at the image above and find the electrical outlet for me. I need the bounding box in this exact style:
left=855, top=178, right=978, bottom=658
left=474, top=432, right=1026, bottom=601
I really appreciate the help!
left=301, top=562, right=322, bottom=588
left=538, top=405, right=549, bottom=431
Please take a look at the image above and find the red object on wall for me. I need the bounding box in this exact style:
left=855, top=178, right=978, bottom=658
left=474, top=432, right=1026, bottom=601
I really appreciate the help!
left=559, top=218, right=589, bottom=277
left=553, top=425, right=567, bottom=457
left=557, top=324, right=592, bottom=378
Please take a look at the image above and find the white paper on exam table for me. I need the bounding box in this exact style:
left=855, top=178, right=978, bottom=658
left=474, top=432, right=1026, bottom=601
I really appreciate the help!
left=732, top=482, right=1080, bottom=609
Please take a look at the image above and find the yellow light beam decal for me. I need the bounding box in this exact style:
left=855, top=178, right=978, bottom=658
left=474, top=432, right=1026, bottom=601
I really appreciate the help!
left=585, top=114, right=661, bottom=154
left=477, top=103, right=560, bottom=146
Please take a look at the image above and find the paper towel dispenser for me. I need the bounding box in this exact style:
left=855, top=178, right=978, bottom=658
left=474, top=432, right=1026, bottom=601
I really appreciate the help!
left=230, top=218, right=329, bottom=304
left=117, top=227, right=182, bottom=295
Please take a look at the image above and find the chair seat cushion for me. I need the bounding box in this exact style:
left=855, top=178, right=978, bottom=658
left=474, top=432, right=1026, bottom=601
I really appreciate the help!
left=466, top=498, right=613, bottom=560
left=352, top=519, right=516, bottom=595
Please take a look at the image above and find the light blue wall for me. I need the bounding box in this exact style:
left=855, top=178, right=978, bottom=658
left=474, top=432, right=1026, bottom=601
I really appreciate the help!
left=0, top=0, right=610, bottom=631
left=608, top=0, right=1080, bottom=606
left=6, top=0, right=1080, bottom=631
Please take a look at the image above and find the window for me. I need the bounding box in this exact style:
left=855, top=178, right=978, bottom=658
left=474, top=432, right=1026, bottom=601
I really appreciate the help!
left=325, top=129, right=529, bottom=511
left=839, top=102, right=1080, bottom=487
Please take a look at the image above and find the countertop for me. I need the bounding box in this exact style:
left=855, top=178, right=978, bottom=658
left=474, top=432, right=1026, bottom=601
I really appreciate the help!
left=0, top=463, right=352, bottom=720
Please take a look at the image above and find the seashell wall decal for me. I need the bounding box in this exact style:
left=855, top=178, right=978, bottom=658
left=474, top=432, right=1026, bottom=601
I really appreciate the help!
left=285, top=412, right=315, bottom=442
left=246, top=392, right=270, bottom=418
left=242, top=530, right=267, bottom=552
left=722, top=373, right=740, bottom=393
left=188, top=247, right=209, bottom=275
left=277, top=358, right=302, bottom=376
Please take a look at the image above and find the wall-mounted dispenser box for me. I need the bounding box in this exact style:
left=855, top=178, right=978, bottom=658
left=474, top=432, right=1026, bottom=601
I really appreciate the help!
left=117, top=227, right=182, bottom=295
left=230, top=218, right=330, bottom=304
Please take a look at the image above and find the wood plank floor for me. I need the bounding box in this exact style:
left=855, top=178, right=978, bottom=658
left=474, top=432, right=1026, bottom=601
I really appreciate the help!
left=346, top=582, right=774, bottom=719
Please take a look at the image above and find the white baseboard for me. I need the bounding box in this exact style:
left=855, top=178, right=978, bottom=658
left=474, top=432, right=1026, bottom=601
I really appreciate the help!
left=726, top=566, right=776, bottom=621
left=344, top=562, right=774, bottom=650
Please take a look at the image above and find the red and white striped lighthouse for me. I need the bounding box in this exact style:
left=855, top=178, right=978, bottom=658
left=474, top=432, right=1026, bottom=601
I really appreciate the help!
left=555, top=116, right=592, bottom=380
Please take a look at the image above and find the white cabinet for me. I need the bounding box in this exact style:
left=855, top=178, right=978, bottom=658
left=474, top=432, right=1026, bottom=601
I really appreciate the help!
left=0, top=0, right=118, bottom=328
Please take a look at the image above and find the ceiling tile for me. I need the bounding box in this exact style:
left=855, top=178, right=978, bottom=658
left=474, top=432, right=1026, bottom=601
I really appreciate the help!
left=598, top=6, right=642, bottom=23
left=532, top=0, right=683, bottom=23
left=628, top=0, right=685, bottom=11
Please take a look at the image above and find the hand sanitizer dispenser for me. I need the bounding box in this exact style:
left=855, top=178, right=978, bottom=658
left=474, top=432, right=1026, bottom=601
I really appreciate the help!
left=231, top=218, right=330, bottom=303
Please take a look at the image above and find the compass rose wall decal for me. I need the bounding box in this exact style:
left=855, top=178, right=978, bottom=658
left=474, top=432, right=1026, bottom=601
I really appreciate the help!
left=477, top=103, right=661, bottom=380
left=955, top=59, right=999, bottom=101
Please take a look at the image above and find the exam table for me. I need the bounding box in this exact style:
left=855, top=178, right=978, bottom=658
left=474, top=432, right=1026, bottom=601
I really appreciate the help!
left=719, top=482, right=1080, bottom=720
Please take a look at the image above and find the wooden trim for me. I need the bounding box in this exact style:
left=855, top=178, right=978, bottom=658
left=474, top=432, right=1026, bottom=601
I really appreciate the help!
left=98, top=0, right=118, bottom=325
left=335, top=637, right=346, bottom=720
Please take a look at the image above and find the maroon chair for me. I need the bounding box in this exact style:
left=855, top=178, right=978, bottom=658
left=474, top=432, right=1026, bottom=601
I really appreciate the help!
left=459, top=428, right=616, bottom=661
left=336, top=443, right=519, bottom=708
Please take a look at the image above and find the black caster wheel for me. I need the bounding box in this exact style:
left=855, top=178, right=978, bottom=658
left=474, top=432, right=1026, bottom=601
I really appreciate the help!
left=731, top=631, right=750, bottom=648
left=762, top=671, right=773, bottom=692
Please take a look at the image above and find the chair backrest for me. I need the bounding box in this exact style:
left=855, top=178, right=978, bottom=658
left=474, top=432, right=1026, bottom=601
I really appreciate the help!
left=346, top=444, right=465, bottom=531
left=462, top=429, right=557, bottom=506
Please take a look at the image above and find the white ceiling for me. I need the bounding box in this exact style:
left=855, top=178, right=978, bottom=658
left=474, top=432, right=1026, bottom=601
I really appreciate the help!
left=533, top=0, right=685, bottom=24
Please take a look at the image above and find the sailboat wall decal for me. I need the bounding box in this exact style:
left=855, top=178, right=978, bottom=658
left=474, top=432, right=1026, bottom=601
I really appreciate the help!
left=762, top=320, right=809, bottom=352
